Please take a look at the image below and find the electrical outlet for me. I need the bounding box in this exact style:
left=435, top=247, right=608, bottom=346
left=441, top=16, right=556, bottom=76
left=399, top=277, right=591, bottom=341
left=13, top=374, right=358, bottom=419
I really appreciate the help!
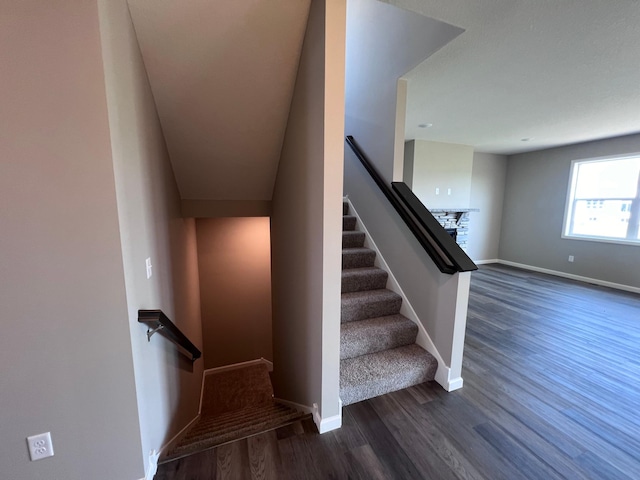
left=435, top=187, right=440, bottom=195
left=27, top=432, right=54, bottom=461
left=447, top=188, right=452, bottom=195
left=568, top=255, right=574, bottom=263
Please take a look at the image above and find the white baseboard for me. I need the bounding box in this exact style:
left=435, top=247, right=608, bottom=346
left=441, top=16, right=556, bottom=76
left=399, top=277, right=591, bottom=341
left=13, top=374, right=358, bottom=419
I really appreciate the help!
left=157, top=414, right=199, bottom=458
left=496, top=260, right=640, bottom=294
left=144, top=449, right=160, bottom=480
left=345, top=199, right=450, bottom=391
left=434, top=367, right=464, bottom=392
left=473, top=258, right=499, bottom=265
left=203, top=357, right=273, bottom=377
left=273, top=398, right=315, bottom=416
left=274, top=399, right=342, bottom=434
left=312, top=402, right=342, bottom=434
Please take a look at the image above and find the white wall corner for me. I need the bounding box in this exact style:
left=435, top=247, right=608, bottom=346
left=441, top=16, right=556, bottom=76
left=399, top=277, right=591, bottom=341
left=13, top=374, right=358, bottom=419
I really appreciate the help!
left=144, top=449, right=160, bottom=480
left=312, top=402, right=342, bottom=434
left=449, top=271, right=471, bottom=381
left=393, top=78, right=408, bottom=182
left=434, top=364, right=464, bottom=392
left=474, top=259, right=499, bottom=265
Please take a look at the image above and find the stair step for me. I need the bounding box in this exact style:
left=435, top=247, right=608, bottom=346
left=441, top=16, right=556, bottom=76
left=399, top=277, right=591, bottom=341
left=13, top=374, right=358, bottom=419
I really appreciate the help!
left=342, top=231, right=365, bottom=248
left=342, top=267, right=388, bottom=293
left=340, top=344, right=437, bottom=406
left=341, top=315, right=418, bottom=359
left=343, top=201, right=349, bottom=215
left=163, top=402, right=308, bottom=462
left=341, top=289, right=402, bottom=323
left=342, top=247, right=376, bottom=269
left=343, top=215, right=357, bottom=231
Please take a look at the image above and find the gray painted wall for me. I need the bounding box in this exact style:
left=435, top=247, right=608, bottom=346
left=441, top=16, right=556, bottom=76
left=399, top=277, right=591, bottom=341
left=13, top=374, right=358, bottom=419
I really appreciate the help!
left=468, top=152, right=508, bottom=262
left=0, top=2, right=143, bottom=478
left=270, top=0, right=345, bottom=426
left=500, top=133, right=640, bottom=288
left=98, top=0, right=204, bottom=476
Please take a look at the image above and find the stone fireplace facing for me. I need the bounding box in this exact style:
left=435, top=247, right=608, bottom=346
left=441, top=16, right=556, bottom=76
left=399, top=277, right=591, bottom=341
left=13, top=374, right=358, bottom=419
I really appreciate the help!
left=429, top=208, right=478, bottom=252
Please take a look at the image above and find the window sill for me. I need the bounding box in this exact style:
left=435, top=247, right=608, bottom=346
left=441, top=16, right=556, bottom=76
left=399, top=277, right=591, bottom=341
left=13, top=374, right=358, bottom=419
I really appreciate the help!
left=561, top=234, right=640, bottom=247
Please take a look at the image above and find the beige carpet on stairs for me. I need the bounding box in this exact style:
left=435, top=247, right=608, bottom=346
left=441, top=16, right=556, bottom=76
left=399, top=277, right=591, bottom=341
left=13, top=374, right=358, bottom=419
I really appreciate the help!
left=161, top=363, right=308, bottom=463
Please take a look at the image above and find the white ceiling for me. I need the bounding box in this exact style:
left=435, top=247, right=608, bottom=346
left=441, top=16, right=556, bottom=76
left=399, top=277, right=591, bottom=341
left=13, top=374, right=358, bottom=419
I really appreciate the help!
left=386, top=0, right=640, bottom=155
left=126, top=0, right=640, bottom=204
left=127, top=0, right=310, bottom=201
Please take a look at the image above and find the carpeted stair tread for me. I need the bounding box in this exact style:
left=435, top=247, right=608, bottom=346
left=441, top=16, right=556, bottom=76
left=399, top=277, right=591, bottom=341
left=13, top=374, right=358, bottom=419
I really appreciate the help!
left=342, top=230, right=366, bottom=248
left=340, top=344, right=437, bottom=406
left=342, top=267, right=388, bottom=293
left=341, top=315, right=418, bottom=359
left=343, top=215, right=357, bottom=231
left=342, top=247, right=376, bottom=269
left=163, top=401, right=308, bottom=462
left=340, top=201, right=439, bottom=405
left=179, top=404, right=296, bottom=441
left=200, top=363, right=273, bottom=417
left=341, top=289, right=402, bottom=323
left=185, top=403, right=287, bottom=435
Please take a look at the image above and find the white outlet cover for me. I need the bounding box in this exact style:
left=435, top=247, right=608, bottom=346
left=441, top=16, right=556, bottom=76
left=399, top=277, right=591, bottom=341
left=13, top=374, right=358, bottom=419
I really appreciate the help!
left=27, top=432, right=54, bottom=461
left=145, top=257, right=153, bottom=279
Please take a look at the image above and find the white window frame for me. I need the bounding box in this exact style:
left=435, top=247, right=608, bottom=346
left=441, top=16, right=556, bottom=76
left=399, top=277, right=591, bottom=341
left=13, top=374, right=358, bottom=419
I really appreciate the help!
left=561, top=153, right=640, bottom=246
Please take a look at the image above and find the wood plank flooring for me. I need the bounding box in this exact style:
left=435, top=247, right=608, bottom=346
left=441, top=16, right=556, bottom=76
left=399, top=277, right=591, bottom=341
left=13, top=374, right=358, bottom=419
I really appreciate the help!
left=155, top=264, right=640, bottom=479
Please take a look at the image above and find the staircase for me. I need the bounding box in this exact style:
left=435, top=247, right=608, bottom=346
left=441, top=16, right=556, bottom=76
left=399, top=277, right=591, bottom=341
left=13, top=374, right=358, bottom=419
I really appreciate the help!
left=161, top=363, right=308, bottom=463
left=340, top=201, right=438, bottom=405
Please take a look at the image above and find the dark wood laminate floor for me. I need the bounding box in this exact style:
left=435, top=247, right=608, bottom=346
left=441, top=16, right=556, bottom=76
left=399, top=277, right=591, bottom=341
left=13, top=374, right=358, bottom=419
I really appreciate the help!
left=155, top=264, right=640, bottom=480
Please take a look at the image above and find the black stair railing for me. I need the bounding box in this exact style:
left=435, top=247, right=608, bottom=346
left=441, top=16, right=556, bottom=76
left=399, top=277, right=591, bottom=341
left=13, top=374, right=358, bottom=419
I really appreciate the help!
left=138, top=309, right=202, bottom=362
left=345, top=135, right=477, bottom=275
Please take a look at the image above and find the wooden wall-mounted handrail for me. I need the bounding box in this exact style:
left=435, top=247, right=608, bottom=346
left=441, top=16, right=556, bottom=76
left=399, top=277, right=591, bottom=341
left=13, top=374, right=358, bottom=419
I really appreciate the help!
left=138, top=310, right=202, bottom=362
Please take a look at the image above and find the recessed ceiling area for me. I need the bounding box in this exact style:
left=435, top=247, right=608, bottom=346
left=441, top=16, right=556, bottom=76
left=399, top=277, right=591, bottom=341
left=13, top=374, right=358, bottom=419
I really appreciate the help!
left=127, top=0, right=310, bottom=201
left=385, top=0, right=640, bottom=154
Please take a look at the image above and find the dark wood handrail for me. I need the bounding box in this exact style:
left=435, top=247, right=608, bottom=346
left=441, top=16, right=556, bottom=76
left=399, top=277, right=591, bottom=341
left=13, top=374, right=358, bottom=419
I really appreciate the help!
left=138, top=310, right=202, bottom=362
left=345, top=135, right=477, bottom=274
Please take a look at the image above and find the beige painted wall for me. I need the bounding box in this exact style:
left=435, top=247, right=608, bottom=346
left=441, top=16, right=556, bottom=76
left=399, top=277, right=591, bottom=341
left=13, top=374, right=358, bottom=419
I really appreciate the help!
left=0, top=2, right=143, bottom=479
left=196, top=218, right=273, bottom=369
left=467, top=152, right=508, bottom=262
left=98, top=0, right=204, bottom=476
left=271, top=0, right=345, bottom=429
left=410, top=140, right=474, bottom=209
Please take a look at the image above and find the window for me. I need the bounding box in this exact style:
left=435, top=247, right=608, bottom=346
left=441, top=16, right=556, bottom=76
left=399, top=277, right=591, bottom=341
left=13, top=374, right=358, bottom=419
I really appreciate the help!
left=563, top=155, right=640, bottom=245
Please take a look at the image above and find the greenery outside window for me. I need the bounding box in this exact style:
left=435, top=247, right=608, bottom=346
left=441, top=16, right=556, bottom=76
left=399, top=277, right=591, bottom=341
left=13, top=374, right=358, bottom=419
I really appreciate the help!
left=563, top=155, right=640, bottom=245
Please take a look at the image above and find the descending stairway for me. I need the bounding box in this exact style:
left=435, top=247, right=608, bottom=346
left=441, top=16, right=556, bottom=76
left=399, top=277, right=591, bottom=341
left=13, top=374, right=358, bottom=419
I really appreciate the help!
left=161, top=363, right=308, bottom=463
left=340, top=201, right=438, bottom=405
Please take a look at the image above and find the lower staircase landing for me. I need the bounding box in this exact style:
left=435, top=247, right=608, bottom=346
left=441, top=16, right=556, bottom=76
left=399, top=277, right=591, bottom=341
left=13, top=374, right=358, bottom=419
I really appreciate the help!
left=161, top=363, right=308, bottom=463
